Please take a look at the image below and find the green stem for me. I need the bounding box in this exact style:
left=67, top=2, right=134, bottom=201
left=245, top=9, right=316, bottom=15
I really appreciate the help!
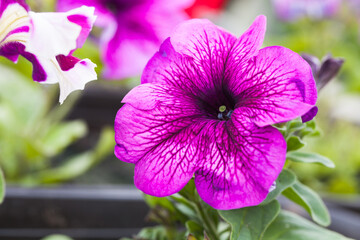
left=194, top=200, right=219, bottom=240
left=47, top=91, right=81, bottom=123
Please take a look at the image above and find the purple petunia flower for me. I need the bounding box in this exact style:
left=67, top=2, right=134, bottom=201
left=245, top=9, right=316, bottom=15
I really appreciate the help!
left=57, top=0, right=194, bottom=80
left=114, top=16, right=317, bottom=210
left=272, top=0, right=341, bottom=22
left=0, top=0, right=97, bottom=103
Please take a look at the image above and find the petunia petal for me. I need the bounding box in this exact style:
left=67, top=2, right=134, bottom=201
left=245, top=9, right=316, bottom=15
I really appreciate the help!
left=66, top=6, right=96, bottom=50
left=57, top=57, right=97, bottom=104
left=133, top=119, right=201, bottom=196
left=57, top=0, right=193, bottom=80
left=26, top=11, right=80, bottom=58
left=194, top=115, right=286, bottom=209
left=171, top=15, right=266, bottom=64
left=141, top=38, right=181, bottom=84
left=0, top=1, right=29, bottom=62
left=145, top=16, right=266, bottom=88
left=230, top=15, right=266, bottom=64
left=115, top=83, right=202, bottom=162
left=154, top=0, right=195, bottom=10
left=145, top=0, right=194, bottom=41
left=170, top=19, right=236, bottom=75
left=143, top=19, right=238, bottom=97
left=301, top=106, right=318, bottom=123
left=57, top=0, right=115, bottom=28
left=102, top=26, right=159, bottom=79
left=22, top=6, right=97, bottom=102
left=230, top=46, right=317, bottom=127
left=115, top=83, right=205, bottom=196
left=32, top=54, right=96, bottom=103
left=20, top=46, right=47, bottom=81
left=26, top=6, right=95, bottom=59
left=0, top=0, right=29, bottom=13
left=0, top=41, right=24, bottom=62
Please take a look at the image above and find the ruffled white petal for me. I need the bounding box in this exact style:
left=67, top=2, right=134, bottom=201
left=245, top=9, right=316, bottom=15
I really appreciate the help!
left=58, top=59, right=97, bottom=104
left=33, top=55, right=96, bottom=103
left=26, top=11, right=80, bottom=57
left=23, top=6, right=97, bottom=103
left=0, top=3, right=97, bottom=103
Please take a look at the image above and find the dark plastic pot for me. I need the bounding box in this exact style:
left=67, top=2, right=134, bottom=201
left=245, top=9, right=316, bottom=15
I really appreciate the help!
left=0, top=185, right=150, bottom=240
left=2, top=186, right=360, bottom=240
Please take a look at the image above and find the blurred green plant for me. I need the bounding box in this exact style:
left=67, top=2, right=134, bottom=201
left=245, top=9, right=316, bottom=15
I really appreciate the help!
left=0, top=168, right=4, bottom=204
left=41, top=234, right=74, bottom=240
left=0, top=63, right=114, bottom=186
left=267, top=2, right=360, bottom=92
left=292, top=114, right=360, bottom=194
left=265, top=1, right=360, bottom=195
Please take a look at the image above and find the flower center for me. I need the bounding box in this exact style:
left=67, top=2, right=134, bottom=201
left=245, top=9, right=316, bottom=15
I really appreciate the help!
left=217, top=105, right=233, bottom=120
left=195, top=85, right=236, bottom=121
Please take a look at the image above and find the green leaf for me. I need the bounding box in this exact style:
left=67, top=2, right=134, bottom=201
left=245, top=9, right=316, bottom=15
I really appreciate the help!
left=305, top=120, right=316, bottom=130
left=287, top=152, right=335, bottom=168
left=20, top=127, right=114, bottom=184
left=298, top=120, right=321, bottom=138
left=0, top=168, right=5, bottom=204
left=263, top=210, right=352, bottom=240
left=144, top=194, right=176, bottom=212
left=201, top=200, right=220, bottom=227
left=40, top=234, right=73, bottom=240
left=186, top=220, right=204, bottom=239
left=40, top=120, right=87, bottom=157
left=283, top=181, right=330, bottom=226
left=286, top=136, right=306, bottom=152
left=219, top=200, right=280, bottom=240
left=288, top=120, right=305, bottom=132
left=261, top=169, right=296, bottom=205
left=27, top=152, right=93, bottom=184
left=0, top=63, right=47, bottom=128
left=136, top=226, right=169, bottom=240
left=172, top=199, right=197, bottom=220
left=179, top=178, right=196, bottom=201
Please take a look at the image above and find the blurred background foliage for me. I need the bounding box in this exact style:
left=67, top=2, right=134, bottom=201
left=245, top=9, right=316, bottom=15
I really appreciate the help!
left=0, top=61, right=115, bottom=185
left=263, top=0, right=360, bottom=195
left=0, top=0, right=359, bottom=197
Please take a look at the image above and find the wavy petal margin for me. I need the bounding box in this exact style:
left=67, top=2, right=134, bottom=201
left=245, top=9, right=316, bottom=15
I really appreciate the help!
left=231, top=46, right=317, bottom=127
left=115, top=83, right=202, bottom=195
left=195, top=114, right=286, bottom=209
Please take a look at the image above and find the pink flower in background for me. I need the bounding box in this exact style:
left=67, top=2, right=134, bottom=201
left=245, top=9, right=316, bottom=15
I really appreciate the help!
left=0, top=0, right=97, bottom=104
left=114, top=16, right=317, bottom=209
left=272, top=0, right=341, bottom=21
left=57, top=0, right=194, bottom=80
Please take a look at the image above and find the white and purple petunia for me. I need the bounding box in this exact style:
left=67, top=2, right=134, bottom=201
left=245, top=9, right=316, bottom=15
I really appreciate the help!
left=272, top=0, right=341, bottom=22
left=114, top=16, right=317, bottom=210
left=57, top=0, right=194, bottom=80
left=0, top=0, right=97, bottom=104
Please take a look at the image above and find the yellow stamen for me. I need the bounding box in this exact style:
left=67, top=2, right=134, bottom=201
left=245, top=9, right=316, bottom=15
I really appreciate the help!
left=219, top=105, right=226, bottom=113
